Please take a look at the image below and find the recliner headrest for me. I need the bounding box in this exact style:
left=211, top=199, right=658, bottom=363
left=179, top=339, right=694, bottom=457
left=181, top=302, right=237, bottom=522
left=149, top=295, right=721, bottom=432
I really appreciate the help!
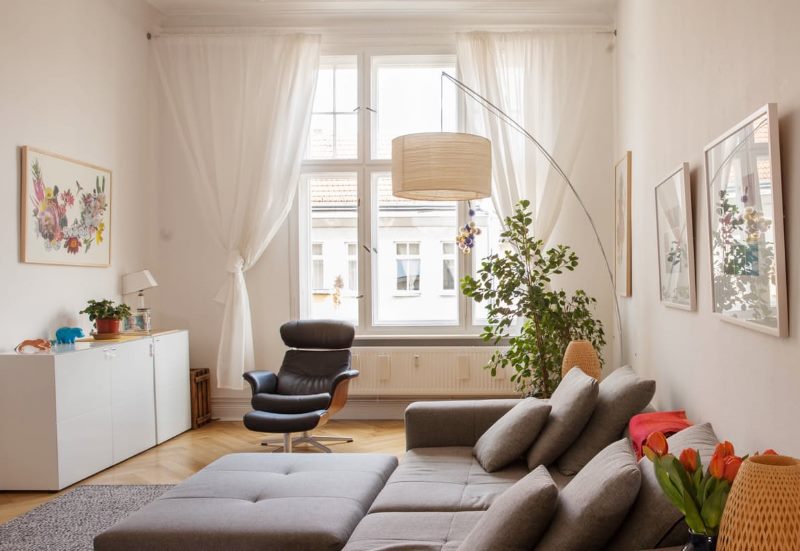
left=280, top=320, right=355, bottom=350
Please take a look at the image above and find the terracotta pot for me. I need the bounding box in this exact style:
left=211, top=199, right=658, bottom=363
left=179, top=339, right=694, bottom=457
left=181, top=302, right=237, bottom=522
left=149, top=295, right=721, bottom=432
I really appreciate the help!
left=95, top=318, right=120, bottom=334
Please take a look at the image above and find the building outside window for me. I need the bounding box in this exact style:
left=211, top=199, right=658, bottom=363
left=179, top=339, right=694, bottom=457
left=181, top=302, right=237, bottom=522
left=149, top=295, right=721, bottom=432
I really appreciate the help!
left=311, top=242, right=325, bottom=290
left=394, top=242, right=421, bottom=293
left=442, top=241, right=456, bottom=292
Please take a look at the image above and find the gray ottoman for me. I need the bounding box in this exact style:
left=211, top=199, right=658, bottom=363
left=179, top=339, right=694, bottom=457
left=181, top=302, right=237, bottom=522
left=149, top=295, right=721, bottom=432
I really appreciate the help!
left=95, top=453, right=398, bottom=551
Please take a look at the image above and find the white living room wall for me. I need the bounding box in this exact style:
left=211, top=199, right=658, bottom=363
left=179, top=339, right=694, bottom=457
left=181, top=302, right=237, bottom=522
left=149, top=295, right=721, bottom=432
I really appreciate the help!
left=151, top=32, right=616, bottom=417
left=0, top=0, right=159, bottom=347
left=615, top=0, right=800, bottom=455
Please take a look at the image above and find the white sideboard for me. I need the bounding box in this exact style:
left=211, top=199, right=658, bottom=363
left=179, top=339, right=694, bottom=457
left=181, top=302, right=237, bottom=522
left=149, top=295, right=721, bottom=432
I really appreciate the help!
left=0, top=330, right=191, bottom=490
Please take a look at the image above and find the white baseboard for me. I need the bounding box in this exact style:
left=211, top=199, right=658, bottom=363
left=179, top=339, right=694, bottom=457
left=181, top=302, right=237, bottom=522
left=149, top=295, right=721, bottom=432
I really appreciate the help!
left=212, top=394, right=516, bottom=421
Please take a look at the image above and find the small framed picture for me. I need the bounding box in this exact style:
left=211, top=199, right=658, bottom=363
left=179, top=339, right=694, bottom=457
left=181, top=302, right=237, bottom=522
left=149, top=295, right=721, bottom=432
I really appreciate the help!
left=655, top=163, right=696, bottom=310
left=123, top=311, right=151, bottom=333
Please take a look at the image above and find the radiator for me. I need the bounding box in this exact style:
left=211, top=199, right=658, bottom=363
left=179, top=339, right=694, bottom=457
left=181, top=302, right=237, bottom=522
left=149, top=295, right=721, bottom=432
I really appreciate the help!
left=348, top=347, right=516, bottom=397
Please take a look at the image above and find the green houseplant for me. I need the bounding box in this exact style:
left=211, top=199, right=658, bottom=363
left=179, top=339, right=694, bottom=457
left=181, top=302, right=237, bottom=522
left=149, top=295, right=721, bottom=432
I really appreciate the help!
left=80, top=299, right=132, bottom=335
left=461, top=200, right=606, bottom=398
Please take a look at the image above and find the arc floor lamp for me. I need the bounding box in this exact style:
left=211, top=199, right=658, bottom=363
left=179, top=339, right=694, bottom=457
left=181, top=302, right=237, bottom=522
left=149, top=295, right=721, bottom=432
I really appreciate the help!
left=391, top=72, right=623, bottom=350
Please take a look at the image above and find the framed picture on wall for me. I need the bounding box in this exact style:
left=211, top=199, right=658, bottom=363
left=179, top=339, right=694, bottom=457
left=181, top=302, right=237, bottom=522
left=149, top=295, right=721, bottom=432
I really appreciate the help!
left=615, top=151, right=632, bottom=297
left=20, top=147, right=112, bottom=267
left=704, top=103, right=787, bottom=337
left=655, top=163, right=696, bottom=310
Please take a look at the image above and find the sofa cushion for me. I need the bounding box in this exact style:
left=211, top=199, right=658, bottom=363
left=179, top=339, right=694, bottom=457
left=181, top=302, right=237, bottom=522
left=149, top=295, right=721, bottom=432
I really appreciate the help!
left=458, top=465, right=557, bottom=551
left=526, top=368, right=599, bottom=469
left=536, top=438, right=641, bottom=551
left=95, top=453, right=398, bottom=551
left=557, top=366, right=656, bottom=475
left=343, top=511, right=482, bottom=551
left=607, top=423, right=720, bottom=550
left=369, top=447, right=528, bottom=513
left=474, top=398, right=551, bottom=472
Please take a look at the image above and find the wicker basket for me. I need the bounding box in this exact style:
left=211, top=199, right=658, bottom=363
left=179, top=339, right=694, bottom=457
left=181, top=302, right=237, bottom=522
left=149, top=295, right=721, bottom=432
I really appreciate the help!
left=561, top=339, right=601, bottom=380
left=718, top=454, right=800, bottom=550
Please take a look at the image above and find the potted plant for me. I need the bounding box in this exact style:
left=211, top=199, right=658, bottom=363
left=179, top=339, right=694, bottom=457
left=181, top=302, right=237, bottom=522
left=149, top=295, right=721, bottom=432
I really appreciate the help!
left=460, top=199, right=606, bottom=398
left=79, top=299, right=132, bottom=335
left=642, top=432, right=778, bottom=550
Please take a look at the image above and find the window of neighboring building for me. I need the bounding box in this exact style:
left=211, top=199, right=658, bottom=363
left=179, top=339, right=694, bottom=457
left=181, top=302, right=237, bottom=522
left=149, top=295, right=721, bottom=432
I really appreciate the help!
left=311, top=242, right=325, bottom=290
left=442, top=241, right=456, bottom=293
left=394, top=242, right=421, bottom=293
left=346, top=242, right=358, bottom=292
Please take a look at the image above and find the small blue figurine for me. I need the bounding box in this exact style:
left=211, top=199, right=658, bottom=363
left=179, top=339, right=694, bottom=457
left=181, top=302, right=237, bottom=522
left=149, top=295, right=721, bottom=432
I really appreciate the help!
left=55, top=327, right=85, bottom=344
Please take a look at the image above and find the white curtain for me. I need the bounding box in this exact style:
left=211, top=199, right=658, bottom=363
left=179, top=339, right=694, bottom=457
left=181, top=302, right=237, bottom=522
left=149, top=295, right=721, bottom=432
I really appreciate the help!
left=457, top=32, right=594, bottom=243
left=154, top=34, right=320, bottom=389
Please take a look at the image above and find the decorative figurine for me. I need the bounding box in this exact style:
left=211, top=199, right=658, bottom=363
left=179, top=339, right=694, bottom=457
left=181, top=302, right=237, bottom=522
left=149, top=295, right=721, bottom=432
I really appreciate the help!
left=55, top=327, right=85, bottom=344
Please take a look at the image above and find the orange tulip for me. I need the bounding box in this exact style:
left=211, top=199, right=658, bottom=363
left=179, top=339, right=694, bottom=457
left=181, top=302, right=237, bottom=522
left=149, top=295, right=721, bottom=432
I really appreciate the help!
left=679, top=448, right=700, bottom=473
left=762, top=449, right=778, bottom=456
left=723, top=456, right=743, bottom=483
left=714, top=441, right=735, bottom=458
left=645, top=432, right=669, bottom=457
left=709, top=451, right=726, bottom=479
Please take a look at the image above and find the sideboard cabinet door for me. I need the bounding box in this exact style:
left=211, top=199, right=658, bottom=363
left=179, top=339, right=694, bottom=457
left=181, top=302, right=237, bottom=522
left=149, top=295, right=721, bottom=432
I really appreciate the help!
left=153, top=331, right=191, bottom=444
left=110, top=339, right=156, bottom=463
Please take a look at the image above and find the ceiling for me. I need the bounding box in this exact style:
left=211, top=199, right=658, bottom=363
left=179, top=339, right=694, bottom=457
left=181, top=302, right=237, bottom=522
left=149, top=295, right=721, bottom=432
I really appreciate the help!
left=147, top=0, right=616, bottom=32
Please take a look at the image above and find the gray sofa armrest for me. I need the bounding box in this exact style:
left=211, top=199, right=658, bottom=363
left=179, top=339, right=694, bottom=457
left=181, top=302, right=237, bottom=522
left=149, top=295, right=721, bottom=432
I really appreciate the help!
left=404, top=398, right=522, bottom=450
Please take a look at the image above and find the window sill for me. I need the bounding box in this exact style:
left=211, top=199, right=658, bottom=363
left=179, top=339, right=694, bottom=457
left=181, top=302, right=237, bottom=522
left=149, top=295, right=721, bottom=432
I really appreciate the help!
left=353, top=334, right=505, bottom=347
left=392, top=291, right=422, bottom=297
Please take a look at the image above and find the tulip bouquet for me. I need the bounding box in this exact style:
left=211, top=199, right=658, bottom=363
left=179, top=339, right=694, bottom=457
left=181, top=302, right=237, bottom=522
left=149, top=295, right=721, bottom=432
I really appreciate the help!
left=643, top=432, right=778, bottom=537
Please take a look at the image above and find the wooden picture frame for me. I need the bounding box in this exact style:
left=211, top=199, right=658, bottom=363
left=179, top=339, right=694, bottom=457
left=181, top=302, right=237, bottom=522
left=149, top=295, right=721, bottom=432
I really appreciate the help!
left=655, top=163, right=696, bottom=310
left=704, top=103, right=787, bottom=337
left=20, top=146, right=112, bottom=267
left=615, top=151, right=632, bottom=297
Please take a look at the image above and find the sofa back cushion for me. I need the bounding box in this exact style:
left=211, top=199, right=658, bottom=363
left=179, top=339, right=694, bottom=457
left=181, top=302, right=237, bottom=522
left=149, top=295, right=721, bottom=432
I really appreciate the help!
left=606, top=423, right=720, bottom=550
left=474, top=398, right=551, bottom=472
left=526, top=368, right=599, bottom=469
left=557, top=366, right=656, bottom=475
left=535, top=438, right=641, bottom=551
left=458, top=466, right=558, bottom=551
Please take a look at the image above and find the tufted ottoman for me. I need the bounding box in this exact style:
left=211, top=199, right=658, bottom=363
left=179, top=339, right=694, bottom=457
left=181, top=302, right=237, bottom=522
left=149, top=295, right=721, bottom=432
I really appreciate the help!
left=94, top=453, right=398, bottom=551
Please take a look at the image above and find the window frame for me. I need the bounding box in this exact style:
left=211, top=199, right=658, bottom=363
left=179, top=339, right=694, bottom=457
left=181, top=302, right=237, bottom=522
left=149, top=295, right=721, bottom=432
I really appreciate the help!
left=291, top=46, right=481, bottom=337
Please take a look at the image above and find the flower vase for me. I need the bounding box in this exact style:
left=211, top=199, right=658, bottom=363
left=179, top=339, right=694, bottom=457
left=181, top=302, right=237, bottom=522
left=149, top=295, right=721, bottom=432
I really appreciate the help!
left=683, top=531, right=717, bottom=551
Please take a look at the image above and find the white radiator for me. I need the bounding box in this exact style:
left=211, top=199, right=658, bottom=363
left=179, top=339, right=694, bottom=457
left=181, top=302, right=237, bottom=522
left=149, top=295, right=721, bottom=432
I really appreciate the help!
left=349, top=347, right=516, bottom=397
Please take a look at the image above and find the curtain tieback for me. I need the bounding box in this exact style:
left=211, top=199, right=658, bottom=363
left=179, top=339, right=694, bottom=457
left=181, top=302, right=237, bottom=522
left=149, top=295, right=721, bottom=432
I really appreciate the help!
left=214, top=250, right=246, bottom=303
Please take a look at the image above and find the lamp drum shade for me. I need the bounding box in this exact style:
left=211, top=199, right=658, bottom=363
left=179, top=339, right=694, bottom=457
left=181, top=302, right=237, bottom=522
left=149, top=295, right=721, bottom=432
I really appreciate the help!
left=718, top=455, right=800, bottom=551
left=122, top=269, right=158, bottom=295
left=391, top=132, right=491, bottom=200
left=561, top=340, right=601, bottom=380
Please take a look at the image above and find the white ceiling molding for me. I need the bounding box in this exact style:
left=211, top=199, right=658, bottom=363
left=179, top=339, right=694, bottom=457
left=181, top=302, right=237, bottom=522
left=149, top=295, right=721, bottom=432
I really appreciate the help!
left=147, top=0, right=616, bottom=33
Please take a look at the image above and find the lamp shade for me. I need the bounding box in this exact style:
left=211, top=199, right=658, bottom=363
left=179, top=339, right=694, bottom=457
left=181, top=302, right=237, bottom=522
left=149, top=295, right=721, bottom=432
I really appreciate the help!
left=122, top=269, right=158, bottom=295
left=718, top=454, right=800, bottom=551
left=391, top=132, right=491, bottom=200
left=561, top=339, right=601, bottom=380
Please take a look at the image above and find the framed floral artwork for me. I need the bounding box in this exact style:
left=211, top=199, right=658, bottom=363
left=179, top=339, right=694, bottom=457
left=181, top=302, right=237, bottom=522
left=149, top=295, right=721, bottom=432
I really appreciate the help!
left=704, top=104, right=787, bottom=337
left=20, top=147, right=112, bottom=267
left=615, top=151, right=632, bottom=297
left=655, top=163, right=696, bottom=310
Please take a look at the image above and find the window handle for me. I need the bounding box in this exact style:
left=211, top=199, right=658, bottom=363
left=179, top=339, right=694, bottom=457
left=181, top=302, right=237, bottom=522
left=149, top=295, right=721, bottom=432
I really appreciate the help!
left=365, top=107, right=377, bottom=113
left=362, top=244, right=376, bottom=255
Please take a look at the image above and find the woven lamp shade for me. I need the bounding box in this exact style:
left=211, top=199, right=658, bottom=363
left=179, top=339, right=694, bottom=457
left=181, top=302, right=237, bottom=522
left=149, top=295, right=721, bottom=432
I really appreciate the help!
left=561, top=339, right=601, bottom=380
left=391, top=132, right=491, bottom=200
left=718, top=455, right=800, bottom=551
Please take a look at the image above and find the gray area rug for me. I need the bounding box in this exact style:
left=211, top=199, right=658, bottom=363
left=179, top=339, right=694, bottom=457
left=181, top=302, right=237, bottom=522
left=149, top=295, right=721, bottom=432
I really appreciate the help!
left=0, top=484, right=173, bottom=551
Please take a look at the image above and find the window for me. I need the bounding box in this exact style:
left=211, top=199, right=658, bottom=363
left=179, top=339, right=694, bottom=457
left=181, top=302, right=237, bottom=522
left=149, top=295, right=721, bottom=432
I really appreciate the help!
left=442, top=242, right=456, bottom=292
left=346, top=242, right=358, bottom=292
left=311, top=242, right=325, bottom=290
left=298, top=52, right=484, bottom=333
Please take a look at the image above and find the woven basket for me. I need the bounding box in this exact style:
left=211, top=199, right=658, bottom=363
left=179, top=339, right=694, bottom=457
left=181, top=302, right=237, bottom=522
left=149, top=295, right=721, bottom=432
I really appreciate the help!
left=718, top=455, right=800, bottom=550
left=561, top=339, right=601, bottom=380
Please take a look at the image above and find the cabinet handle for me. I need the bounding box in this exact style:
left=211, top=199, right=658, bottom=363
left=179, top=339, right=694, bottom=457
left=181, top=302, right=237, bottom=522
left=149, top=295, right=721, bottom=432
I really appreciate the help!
left=104, top=348, right=117, bottom=359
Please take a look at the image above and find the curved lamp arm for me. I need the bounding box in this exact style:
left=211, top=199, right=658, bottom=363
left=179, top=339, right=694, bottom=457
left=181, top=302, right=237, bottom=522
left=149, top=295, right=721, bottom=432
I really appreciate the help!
left=442, top=72, right=623, bottom=354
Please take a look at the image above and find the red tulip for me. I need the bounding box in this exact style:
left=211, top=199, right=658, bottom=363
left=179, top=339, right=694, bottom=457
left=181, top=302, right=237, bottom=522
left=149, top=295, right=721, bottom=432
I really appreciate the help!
left=762, top=449, right=778, bottom=456
left=723, top=456, right=743, bottom=483
left=645, top=432, right=669, bottom=457
left=679, top=448, right=700, bottom=473
left=709, top=451, right=726, bottom=479
left=714, top=441, right=735, bottom=458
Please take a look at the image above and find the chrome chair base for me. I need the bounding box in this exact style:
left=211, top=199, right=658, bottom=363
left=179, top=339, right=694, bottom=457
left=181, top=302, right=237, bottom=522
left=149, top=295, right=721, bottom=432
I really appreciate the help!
left=261, top=431, right=354, bottom=453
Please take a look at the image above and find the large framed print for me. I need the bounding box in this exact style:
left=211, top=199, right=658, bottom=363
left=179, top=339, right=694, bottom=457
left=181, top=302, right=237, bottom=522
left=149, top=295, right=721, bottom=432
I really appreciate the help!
left=655, top=163, right=696, bottom=310
left=704, top=104, right=787, bottom=336
left=615, top=151, right=632, bottom=297
left=20, top=147, right=112, bottom=267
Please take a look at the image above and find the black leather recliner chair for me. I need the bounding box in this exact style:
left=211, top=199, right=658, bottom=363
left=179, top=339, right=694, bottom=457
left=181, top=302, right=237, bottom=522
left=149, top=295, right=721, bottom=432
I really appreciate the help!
left=243, top=320, right=359, bottom=452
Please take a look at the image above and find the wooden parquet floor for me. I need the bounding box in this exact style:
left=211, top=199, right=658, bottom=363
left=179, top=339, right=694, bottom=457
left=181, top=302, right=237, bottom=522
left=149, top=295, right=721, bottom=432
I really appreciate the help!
left=0, top=419, right=406, bottom=524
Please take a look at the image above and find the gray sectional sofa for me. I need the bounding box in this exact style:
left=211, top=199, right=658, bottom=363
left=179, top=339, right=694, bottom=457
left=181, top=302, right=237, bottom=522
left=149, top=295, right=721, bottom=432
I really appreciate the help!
left=96, top=367, right=720, bottom=550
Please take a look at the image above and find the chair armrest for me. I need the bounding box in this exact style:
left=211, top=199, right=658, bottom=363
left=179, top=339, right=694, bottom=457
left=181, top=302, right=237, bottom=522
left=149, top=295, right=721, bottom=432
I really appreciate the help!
left=404, top=398, right=521, bottom=450
left=243, top=371, right=278, bottom=395
left=330, top=369, right=359, bottom=393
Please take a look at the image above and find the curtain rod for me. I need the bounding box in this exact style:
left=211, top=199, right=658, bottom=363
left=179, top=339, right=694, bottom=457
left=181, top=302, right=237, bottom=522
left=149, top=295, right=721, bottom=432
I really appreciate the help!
left=146, top=28, right=616, bottom=40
